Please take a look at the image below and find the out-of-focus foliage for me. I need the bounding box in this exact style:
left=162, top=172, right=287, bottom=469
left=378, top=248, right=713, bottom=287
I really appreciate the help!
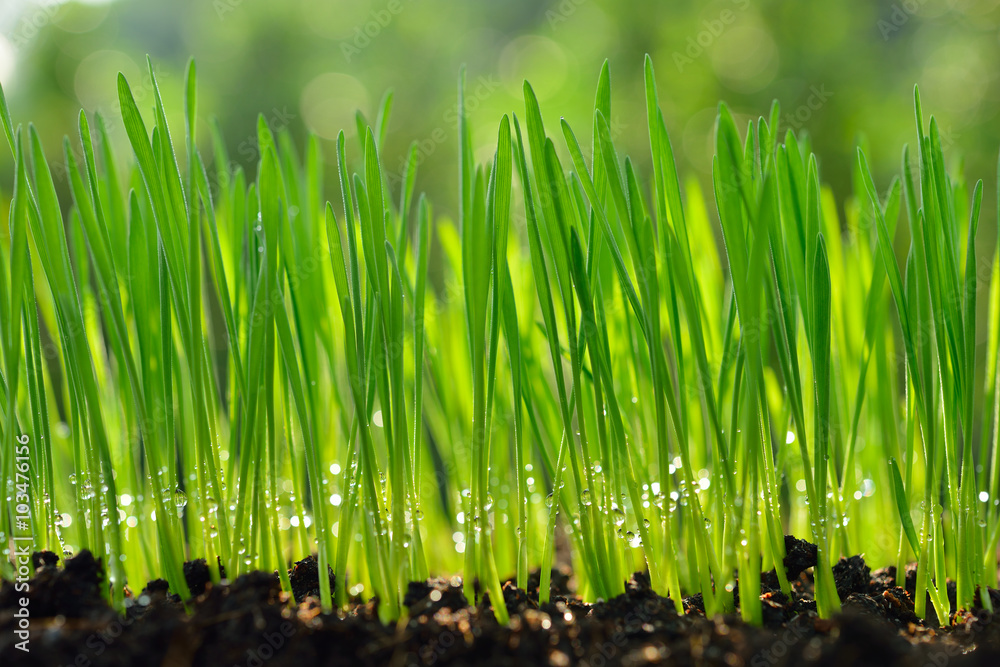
left=2, top=0, right=999, bottom=215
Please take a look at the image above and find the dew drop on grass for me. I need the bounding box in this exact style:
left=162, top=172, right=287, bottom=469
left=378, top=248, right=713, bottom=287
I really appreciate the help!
left=545, top=492, right=553, bottom=508
left=643, top=518, right=650, bottom=528
left=613, top=507, right=625, bottom=526
left=484, top=494, right=494, bottom=511
left=173, top=488, right=188, bottom=514
left=581, top=489, right=592, bottom=506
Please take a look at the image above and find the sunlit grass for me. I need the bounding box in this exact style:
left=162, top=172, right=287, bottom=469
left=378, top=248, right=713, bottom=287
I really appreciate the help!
left=0, top=56, right=998, bottom=627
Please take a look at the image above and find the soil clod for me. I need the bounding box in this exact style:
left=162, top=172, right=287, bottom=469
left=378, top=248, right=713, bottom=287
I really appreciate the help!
left=288, top=555, right=336, bottom=602
left=3, top=538, right=1000, bottom=666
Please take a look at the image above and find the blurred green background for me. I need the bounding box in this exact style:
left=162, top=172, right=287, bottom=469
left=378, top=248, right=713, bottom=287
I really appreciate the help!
left=1, top=0, right=999, bottom=218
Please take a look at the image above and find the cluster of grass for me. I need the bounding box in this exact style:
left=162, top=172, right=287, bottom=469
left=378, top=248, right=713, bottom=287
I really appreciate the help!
left=0, top=56, right=998, bottom=627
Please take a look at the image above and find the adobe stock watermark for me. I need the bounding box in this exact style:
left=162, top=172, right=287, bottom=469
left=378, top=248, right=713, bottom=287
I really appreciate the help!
left=672, top=0, right=751, bottom=73
left=878, top=0, right=930, bottom=41
left=920, top=610, right=995, bottom=667
left=11, top=433, right=33, bottom=654
left=385, top=73, right=502, bottom=189
left=7, top=0, right=63, bottom=51
left=54, top=611, right=295, bottom=667
left=546, top=0, right=588, bottom=30
left=208, top=106, right=296, bottom=196
left=234, top=621, right=297, bottom=667
left=783, top=85, right=833, bottom=132
left=847, top=123, right=958, bottom=250
left=579, top=598, right=661, bottom=667
left=59, top=611, right=141, bottom=667
left=213, top=0, right=244, bottom=20
left=340, top=0, right=414, bottom=63
left=47, top=64, right=170, bottom=185
left=750, top=617, right=813, bottom=667
left=413, top=625, right=458, bottom=665
left=906, top=124, right=959, bottom=175
left=507, top=114, right=628, bottom=226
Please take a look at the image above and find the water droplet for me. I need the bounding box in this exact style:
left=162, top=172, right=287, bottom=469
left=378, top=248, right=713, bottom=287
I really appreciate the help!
left=173, top=488, right=188, bottom=515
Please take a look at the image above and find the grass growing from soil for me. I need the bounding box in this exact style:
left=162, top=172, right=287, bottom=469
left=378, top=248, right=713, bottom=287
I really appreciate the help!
left=0, top=56, right=998, bottom=627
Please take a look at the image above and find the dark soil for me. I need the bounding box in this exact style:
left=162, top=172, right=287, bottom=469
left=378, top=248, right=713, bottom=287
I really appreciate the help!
left=3, top=536, right=1000, bottom=666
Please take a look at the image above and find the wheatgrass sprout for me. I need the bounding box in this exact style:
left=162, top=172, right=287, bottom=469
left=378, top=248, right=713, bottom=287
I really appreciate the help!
left=0, top=57, right=998, bottom=629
